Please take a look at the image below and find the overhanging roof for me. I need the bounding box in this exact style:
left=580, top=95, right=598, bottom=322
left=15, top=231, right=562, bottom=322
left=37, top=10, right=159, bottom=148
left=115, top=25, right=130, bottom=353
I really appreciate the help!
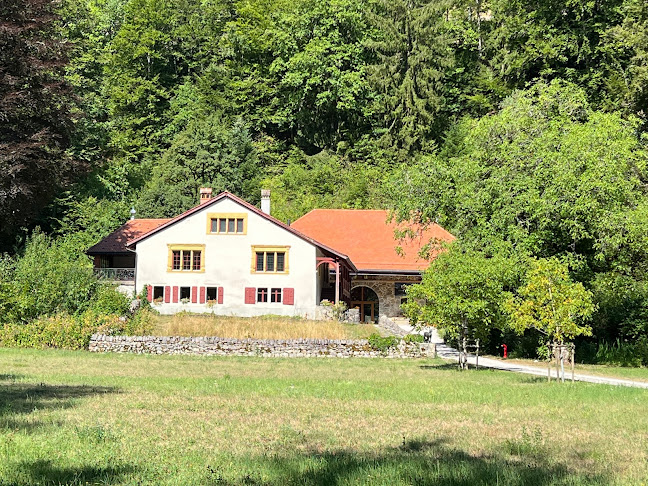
left=291, top=209, right=454, bottom=272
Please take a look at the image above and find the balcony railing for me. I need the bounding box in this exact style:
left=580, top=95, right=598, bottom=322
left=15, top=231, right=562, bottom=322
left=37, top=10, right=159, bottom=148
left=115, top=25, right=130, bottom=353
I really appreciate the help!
left=94, top=268, right=135, bottom=282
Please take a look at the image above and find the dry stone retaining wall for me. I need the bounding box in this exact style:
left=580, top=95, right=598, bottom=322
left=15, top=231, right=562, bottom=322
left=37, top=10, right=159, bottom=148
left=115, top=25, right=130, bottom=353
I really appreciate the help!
left=89, top=334, right=435, bottom=358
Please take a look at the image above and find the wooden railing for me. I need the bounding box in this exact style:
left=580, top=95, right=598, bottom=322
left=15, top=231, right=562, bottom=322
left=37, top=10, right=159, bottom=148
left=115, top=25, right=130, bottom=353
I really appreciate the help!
left=94, top=268, right=135, bottom=281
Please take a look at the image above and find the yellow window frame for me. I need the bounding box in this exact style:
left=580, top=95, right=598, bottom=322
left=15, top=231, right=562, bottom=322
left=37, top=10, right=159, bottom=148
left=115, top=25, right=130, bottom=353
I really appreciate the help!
left=167, top=244, right=206, bottom=273
left=206, top=213, right=248, bottom=235
left=250, top=245, right=290, bottom=274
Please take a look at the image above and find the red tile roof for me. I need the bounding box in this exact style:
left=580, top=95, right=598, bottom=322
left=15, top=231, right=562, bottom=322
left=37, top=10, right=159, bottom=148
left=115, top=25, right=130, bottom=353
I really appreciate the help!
left=87, top=219, right=170, bottom=255
left=291, top=209, right=454, bottom=272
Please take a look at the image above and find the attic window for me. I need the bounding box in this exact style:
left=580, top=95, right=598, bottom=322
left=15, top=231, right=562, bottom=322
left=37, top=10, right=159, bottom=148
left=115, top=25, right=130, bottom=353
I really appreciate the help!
left=207, top=213, right=247, bottom=235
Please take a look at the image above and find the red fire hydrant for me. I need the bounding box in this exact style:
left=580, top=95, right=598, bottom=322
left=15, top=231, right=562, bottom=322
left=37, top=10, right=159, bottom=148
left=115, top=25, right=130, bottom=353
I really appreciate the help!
left=502, top=344, right=508, bottom=359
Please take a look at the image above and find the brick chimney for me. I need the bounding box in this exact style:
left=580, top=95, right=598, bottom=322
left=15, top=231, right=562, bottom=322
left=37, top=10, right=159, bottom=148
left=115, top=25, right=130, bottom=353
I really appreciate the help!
left=199, top=187, right=213, bottom=204
left=261, top=189, right=271, bottom=215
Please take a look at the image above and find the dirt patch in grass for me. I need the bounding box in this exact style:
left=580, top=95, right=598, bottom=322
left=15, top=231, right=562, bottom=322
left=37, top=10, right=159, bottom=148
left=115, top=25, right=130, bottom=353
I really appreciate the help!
left=152, top=313, right=378, bottom=340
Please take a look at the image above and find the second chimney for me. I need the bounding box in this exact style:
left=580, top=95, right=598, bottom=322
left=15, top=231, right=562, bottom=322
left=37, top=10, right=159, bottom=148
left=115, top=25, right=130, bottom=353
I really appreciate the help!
left=261, top=189, right=271, bottom=215
left=200, top=187, right=213, bottom=204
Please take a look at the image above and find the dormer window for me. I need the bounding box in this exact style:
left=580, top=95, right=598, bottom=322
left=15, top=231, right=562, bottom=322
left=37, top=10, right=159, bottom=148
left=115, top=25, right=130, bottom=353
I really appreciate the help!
left=207, top=213, right=247, bottom=234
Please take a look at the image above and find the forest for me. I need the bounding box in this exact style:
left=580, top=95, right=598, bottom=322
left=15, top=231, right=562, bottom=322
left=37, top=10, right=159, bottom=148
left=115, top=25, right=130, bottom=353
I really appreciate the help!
left=1, top=0, right=648, bottom=362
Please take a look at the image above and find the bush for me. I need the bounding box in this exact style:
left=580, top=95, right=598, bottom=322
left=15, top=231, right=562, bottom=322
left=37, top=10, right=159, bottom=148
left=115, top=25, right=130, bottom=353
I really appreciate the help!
left=594, top=339, right=648, bottom=367
left=368, top=333, right=399, bottom=352
left=403, top=333, right=424, bottom=344
left=90, top=285, right=132, bottom=315
left=0, top=307, right=156, bottom=350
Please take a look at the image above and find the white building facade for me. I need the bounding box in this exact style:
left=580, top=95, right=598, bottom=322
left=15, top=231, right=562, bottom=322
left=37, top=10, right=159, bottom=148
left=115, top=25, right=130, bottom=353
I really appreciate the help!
left=128, top=191, right=354, bottom=317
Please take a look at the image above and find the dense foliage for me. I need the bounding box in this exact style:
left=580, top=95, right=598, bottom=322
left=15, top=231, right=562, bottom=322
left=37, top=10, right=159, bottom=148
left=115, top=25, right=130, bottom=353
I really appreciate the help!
left=3, top=0, right=648, bottom=360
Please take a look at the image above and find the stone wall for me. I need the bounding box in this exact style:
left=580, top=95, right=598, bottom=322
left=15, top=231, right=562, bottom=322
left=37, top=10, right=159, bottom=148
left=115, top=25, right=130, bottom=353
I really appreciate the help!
left=89, top=334, right=436, bottom=359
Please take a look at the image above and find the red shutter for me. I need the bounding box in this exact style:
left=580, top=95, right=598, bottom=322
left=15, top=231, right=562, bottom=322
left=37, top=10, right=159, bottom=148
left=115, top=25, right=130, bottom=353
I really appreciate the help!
left=283, top=288, right=294, bottom=305
left=199, top=287, right=206, bottom=304
left=218, top=287, right=224, bottom=304
left=172, top=286, right=179, bottom=303
left=191, top=286, right=198, bottom=303
left=164, top=286, right=171, bottom=303
left=244, top=287, right=255, bottom=304
left=146, top=285, right=153, bottom=302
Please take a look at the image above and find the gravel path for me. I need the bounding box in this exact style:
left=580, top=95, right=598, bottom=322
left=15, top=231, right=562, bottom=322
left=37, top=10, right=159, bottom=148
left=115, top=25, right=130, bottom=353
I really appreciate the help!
left=393, top=320, right=648, bottom=389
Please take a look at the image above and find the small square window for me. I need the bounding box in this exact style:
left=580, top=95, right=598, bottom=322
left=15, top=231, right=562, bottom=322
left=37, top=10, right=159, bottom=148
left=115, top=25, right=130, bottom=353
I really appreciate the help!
left=271, top=288, right=282, bottom=303
left=206, top=287, right=218, bottom=302
left=153, top=286, right=164, bottom=301
left=180, top=287, right=191, bottom=300
left=257, top=288, right=268, bottom=303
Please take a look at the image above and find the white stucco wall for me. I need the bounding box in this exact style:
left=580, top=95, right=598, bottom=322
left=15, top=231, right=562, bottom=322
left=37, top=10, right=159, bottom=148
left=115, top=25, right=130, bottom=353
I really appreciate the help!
left=134, top=198, right=319, bottom=317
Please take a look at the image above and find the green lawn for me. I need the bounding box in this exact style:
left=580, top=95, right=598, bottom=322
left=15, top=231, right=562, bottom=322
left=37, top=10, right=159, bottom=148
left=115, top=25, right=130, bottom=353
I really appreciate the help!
left=1, top=348, right=648, bottom=485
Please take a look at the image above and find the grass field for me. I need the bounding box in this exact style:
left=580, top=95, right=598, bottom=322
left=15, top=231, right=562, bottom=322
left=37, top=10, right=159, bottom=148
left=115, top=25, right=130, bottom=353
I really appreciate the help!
left=1, top=348, right=648, bottom=485
left=152, top=313, right=379, bottom=340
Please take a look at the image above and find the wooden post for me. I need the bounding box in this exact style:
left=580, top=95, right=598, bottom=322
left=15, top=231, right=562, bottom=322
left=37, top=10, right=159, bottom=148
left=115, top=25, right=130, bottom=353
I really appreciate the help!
left=571, top=344, right=575, bottom=383
left=547, top=342, right=551, bottom=382
left=476, top=339, right=480, bottom=370
left=334, top=261, right=340, bottom=305
left=555, top=343, right=560, bottom=383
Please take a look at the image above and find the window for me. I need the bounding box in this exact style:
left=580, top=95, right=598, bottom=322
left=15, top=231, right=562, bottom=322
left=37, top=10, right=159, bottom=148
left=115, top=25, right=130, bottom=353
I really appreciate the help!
left=167, top=245, right=205, bottom=272
left=271, top=288, right=282, bottom=303
left=153, top=286, right=164, bottom=302
left=207, top=213, right=247, bottom=235
left=251, top=246, right=289, bottom=273
left=257, top=288, right=268, bottom=303
left=180, top=287, right=191, bottom=300
left=394, top=283, right=411, bottom=296
left=206, top=287, right=218, bottom=302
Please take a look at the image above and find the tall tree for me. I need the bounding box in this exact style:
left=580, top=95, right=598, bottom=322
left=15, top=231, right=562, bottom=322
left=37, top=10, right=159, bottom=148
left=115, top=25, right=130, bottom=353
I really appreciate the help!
left=0, top=0, right=85, bottom=250
left=366, top=0, right=454, bottom=156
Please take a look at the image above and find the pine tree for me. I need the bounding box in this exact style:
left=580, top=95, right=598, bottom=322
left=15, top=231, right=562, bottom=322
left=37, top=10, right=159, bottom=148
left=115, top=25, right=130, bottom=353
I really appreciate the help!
left=366, top=0, right=454, bottom=156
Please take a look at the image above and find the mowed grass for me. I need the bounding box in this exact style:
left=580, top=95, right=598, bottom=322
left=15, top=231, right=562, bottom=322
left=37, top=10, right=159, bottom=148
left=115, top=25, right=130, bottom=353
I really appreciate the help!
left=152, top=313, right=379, bottom=340
left=1, top=349, right=648, bottom=485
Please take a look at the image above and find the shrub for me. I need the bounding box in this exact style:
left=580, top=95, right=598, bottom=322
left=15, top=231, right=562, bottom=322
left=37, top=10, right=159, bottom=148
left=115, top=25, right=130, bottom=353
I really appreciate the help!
left=368, top=333, right=399, bottom=352
left=595, top=339, right=648, bottom=367
left=0, top=307, right=156, bottom=349
left=403, top=333, right=424, bottom=344
left=90, top=285, right=132, bottom=315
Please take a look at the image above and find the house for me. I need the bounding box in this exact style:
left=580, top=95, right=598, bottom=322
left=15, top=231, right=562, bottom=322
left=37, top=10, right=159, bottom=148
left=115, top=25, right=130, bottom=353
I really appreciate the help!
left=88, top=189, right=454, bottom=321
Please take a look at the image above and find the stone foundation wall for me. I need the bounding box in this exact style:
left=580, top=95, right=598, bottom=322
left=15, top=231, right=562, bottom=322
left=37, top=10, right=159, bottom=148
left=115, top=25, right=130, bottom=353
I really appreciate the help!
left=89, top=334, right=436, bottom=359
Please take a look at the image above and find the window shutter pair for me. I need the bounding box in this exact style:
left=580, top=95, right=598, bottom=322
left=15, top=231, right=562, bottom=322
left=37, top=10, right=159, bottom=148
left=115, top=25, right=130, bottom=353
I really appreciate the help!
left=245, top=287, right=294, bottom=305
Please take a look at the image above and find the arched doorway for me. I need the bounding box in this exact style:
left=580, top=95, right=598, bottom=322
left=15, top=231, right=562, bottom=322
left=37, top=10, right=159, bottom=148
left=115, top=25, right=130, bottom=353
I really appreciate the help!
left=351, top=286, right=379, bottom=323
